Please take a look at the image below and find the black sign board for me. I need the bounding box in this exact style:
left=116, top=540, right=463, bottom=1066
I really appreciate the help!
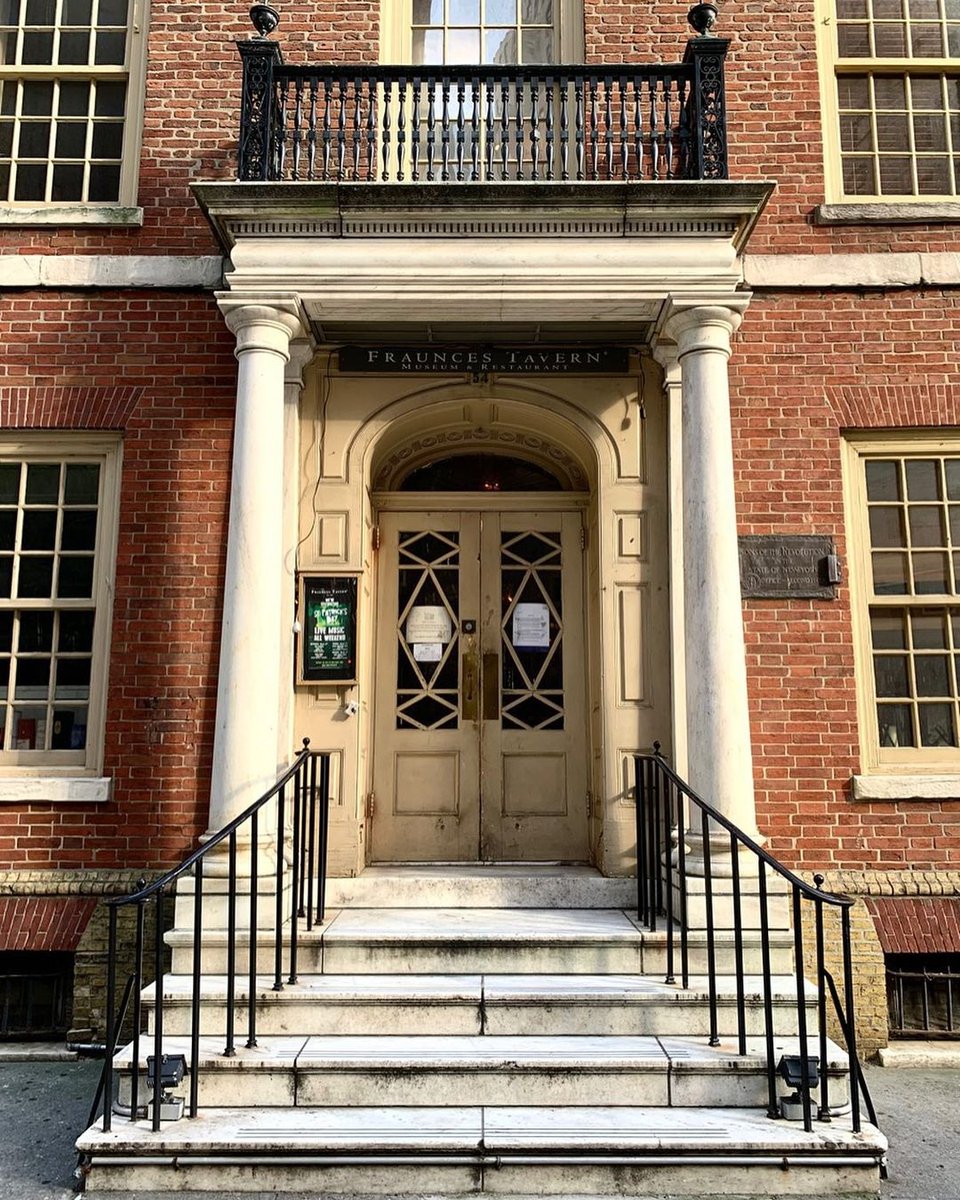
left=339, top=346, right=630, bottom=374
left=298, top=574, right=359, bottom=684
left=739, top=536, right=838, bottom=600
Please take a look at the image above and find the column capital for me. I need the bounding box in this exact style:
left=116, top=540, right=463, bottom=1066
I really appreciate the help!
left=216, top=292, right=307, bottom=361
left=660, top=298, right=749, bottom=361
left=651, top=342, right=681, bottom=385
left=284, top=339, right=314, bottom=390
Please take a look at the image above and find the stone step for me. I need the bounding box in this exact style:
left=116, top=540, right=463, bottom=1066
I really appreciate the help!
left=168, top=906, right=796, bottom=975
left=78, top=1102, right=886, bottom=1197
left=114, top=1033, right=850, bottom=1112
left=328, top=864, right=638, bottom=909
left=145, top=972, right=818, bottom=1038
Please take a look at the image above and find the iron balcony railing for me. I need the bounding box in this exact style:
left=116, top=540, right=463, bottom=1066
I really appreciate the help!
left=236, top=41, right=729, bottom=184
left=95, top=741, right=331, bottom=1133
left=635, top=747, right=880, bottom=1138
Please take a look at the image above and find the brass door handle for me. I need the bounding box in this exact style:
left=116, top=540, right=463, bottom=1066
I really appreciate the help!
left=462, top=648, right=478, bottom=721
left=482, top=652, right=499, bottom=721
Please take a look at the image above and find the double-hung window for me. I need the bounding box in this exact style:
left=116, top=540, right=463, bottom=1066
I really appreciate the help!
left=819, top=0, right=960, bottom=201
left=0, top=0, right=147, bottom=210
left=846, top=437, right=960, bottom=771
left=0, top=438, right=120, bottom=771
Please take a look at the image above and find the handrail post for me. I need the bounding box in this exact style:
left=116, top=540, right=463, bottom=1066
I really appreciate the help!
left=681, top=35, right=729, bottom=179
left=238, top=38, right=283, bottom=181
left=102, top=905, right=118, bottom=1131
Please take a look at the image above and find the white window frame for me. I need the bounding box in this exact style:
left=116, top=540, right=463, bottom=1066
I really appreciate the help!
left=0, top=434, right=121, bottom=777
left=380, top=0, right=583, bottom=64
left=844, top=431, right=960, bottom=776
left=0, top=0, right=149, bottom=221
left=816, top=0, right=960, bottom=205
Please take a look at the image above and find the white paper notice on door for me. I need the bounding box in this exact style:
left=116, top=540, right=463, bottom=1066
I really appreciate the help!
left=405, top=605, right=453, bottom=645
left=512, top=602, right=550, bottom=649
left=412, top=642, right=443, bottom=662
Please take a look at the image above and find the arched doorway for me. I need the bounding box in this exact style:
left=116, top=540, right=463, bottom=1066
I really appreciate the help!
left=370, top=443, right=591, bottom=863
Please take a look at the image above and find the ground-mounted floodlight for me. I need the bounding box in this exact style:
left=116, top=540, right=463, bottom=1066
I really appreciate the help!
left=146, top=1054, right=187, bottom=1122
left=777, top=1053, right=820, bottom=1121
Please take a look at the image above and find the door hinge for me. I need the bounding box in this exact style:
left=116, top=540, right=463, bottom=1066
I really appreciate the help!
left=579, top=526, right=587, bottom=551
left=365, top=792, right=376, bottom=817
left=372, top=525, right=381, bottom=552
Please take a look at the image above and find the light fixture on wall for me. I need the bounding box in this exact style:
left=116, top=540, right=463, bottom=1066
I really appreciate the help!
left=777, top=1054, right=820, bottom=1121
left=687, top=3, right=719, bottom=35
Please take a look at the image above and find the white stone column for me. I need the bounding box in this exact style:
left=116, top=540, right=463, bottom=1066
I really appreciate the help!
left=652, top=344, right=688, bottom=781
left=207, top=296, right=306, bottom=837
left=278, top=341, right=313, bottom=768
left=661, top=303, right=759, bottom=863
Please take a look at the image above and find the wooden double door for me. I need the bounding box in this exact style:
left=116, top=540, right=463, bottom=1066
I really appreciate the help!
left=371, top=505, right=588, bottom=862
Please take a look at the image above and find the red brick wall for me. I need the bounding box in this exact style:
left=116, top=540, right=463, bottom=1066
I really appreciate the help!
left=732, top=290, right=960, bottom=875
left=0, top=291, right=236, bottom=872
left=3, top=0, right=958, bottom=257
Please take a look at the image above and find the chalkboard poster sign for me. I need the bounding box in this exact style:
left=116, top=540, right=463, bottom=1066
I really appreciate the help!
left=298, top=574, right=359, bottom=684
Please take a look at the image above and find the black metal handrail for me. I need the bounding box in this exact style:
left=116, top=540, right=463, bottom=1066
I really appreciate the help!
left=98, top=740, right=331, bottom=1133
left=635, top=747, right=878, bottom=1136
left=237, top=39, right=729, bottom=184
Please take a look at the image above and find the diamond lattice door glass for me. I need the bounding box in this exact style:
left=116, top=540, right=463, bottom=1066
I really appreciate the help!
left=372, top=507, right=588, bottom=863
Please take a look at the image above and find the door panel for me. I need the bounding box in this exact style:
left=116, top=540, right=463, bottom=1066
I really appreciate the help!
left=372, top=506, right=588, bottom=862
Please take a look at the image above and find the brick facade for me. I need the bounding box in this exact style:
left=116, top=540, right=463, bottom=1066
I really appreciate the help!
left=0, top=0, right=958, bottom=1050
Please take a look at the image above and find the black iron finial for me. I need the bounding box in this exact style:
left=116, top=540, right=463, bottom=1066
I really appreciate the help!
left=813, top=873, right=825, bottom=890
left=687, top=2, right=718, bottom=35
left=249, top=2, right=280, bottom=37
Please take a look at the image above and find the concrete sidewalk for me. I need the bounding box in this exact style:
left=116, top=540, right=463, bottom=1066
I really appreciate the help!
left=0, top=1049, right=957, bottom=1200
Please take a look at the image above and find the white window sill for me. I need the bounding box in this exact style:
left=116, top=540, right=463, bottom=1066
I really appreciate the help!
left=0, top=206, right=143, bottom=227
left=852, top=774, right=960, bottom=801
left=0, top=776, right=112, bottom=803
left=815, top=202, right=960, bottom=225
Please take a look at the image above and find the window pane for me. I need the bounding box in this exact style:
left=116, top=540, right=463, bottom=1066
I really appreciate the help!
left=913, top=551, right=950, bottom=593
left=12, top=706, right=47, bottom=749
left=916, top=654, right=951, bottom=694
left=55, top=122, right=87, bottom=156
left=14, top=656, right=50, bottom=696
left=62, top=0, right=92, bottom=23
left=19, top=610, right=53, bottom=651
left=879, top=155, right=914, bottom=192
left=909, top=505, right=946, bottom=545
left=63, top=463, right=99, bottom=503
left=875, top=653, right=910, bottom=694
left=58, top=29, right=89, bottom=63
left=866, top=459, right=901, bottom=500
left=93, top=81, right=124, bottom=116
left=838, top=22, right=872, bottom=53
left=51, top=161, right=83, bottom=199
left=878, top=702, right=915, bottom=745
left=56, top=556, right=93, bottom=598
left=946, top=459, right=960, bottom=499
left=98, top=0, right=127, bottom=21
left=18, top=556, right=54, bottom=597
left=18, top=121, right=51, bottom=156
left=58, top=609, right=94, bottom=652
left=919, top=702, right=957, bottom=745
left=20, top=510, right=55, bottom=550
left=0, top=557, right=11, bottom=598
left=25, top=463, right=59, bottom=504
left=838, top=74, right=872, bottom=107
left=521, top=27, right=553, bottom=60
left=871, top=609, right=907, bottom=647
left=916, top=156, right=952, bottom=192
left=92, top=29, right=125, bottom=63
left=875, top=76, right=908, bottom=108
left=21, top=82, right=53, bottom=115
left=61, top=509, right=96, bottom=550
left=51, top=706, right=86, bottom=748
left=91, top=120, right=122, bottom=158
left=21, top=30, right=53, bottom=62
left=485, top=28, right=516, bottom=61
left=0, top=464, right=20, bottom=504
left=875, top=21, right=907, bottom=54
left=58, top=82, right=89, bottom=116
left=869, top=506, right=906, bottom=546
left=872, top=551, right=909, bottom=593
left=0, top=512, right=16, bottom=551
left=950, top=504, right=960, bottom=542
left=87, top=161, right=119, bottom=200
left=446, top=27, right=480, bottom=59
left=413, top=29, right=444, bottom=62
left=911, top=607, right=948, bottom=647
left=487, top=0, right=515, bottom=20
left=54, top=656, right=90, bottom=692
left=449, top=0, right=479, bottom=22
left=911, top=21, right=945, bottom=53
left=906, top=458, right=941, bottom=500
left=0, top=612, right=12, bottom=653
left=841, top=112, right=874, bottom=150
left=521, top=0, right=552, bottom=19
left=412, top=0, right=442, bottom=21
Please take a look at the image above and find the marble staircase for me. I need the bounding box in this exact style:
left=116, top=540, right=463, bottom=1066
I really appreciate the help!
left=77, top=865, right=886, bottom=1198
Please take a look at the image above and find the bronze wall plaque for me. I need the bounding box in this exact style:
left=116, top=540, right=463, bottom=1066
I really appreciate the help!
left=738, top=535, right=838, bottom=600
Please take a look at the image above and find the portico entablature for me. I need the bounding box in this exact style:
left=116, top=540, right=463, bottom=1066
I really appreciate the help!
left=195, top=180, right=773, bottom=334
